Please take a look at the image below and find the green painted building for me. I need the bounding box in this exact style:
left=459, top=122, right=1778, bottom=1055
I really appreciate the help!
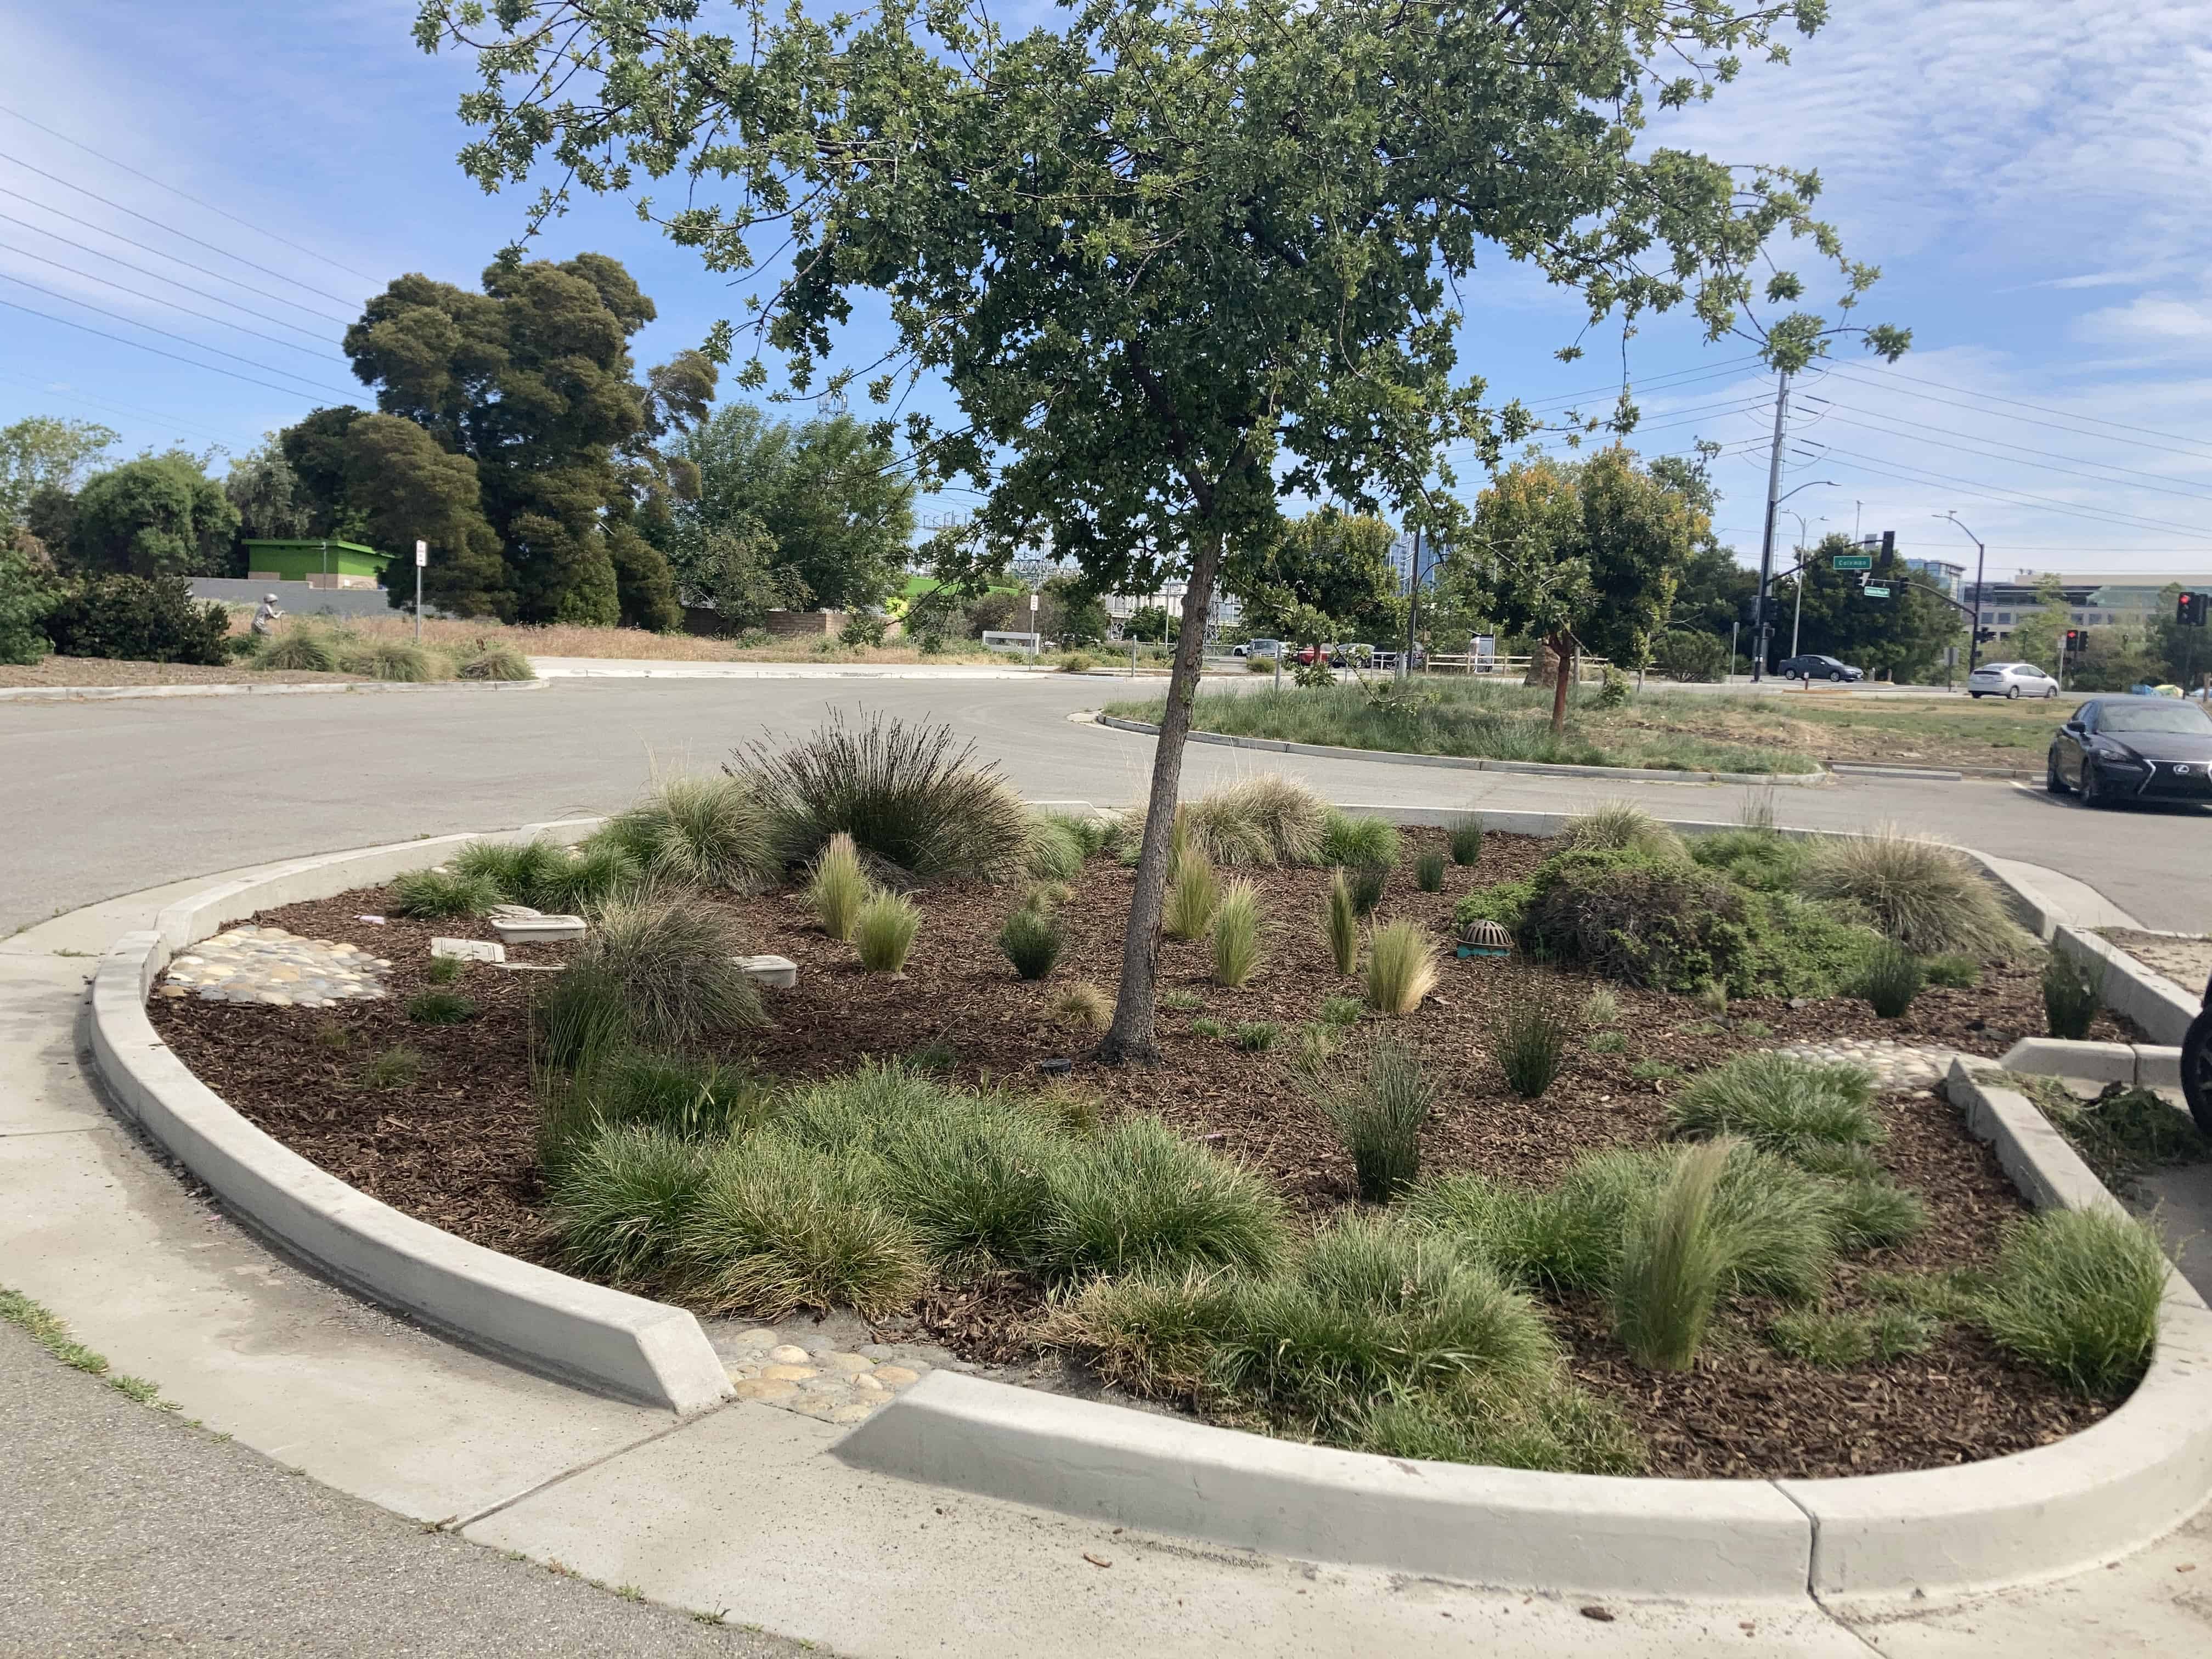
left=243, top=539, right=392, bottom=588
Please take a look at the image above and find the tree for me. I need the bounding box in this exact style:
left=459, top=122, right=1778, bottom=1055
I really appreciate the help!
left=224, top=434, right=313, bottom=545
left=667, top=404, right=916, bottom=616
left=279, top=406, right=373, bottom=541
left=1, top=416, right=116, bottom=528
left=1779, top=534, right=1960, bottom=681
left=685, top=517, right=812, bottom=631
left=2006, top=573, right=2067, bottom=673
left=338, top=253, right=714, bottom=624
left=341, top=414, right=514, bottom=618
left=0, top=529, right=58, bottom=664
left=427, top=0, right=1906, bottom=1060
left=1122, top=605, right=1177, bottom=644
left=67, top=452, right=240, bottom=579
left=1223, top=509, right=1402, bottom=654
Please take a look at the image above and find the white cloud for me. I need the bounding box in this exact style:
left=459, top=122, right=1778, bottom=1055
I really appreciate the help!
left=2073, top=296, right=2212, bottom=349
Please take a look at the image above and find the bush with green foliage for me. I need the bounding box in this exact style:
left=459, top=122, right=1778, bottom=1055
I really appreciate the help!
left=999, top=904, right=1063, bottom=980
left=1651, top=629, right=1729, bottom=682
left=1308, top=1036, right=1433, bottom=1200
left=599, top=775, right=779, bottom=892
left=1858, top=943, right=1923, bottom=1018
left=0, top=534, right=58, bottom=664
left=1971, top=1207, right=2166, bottom=1398
left=1689, top=827, right=1809, bottom=893
left=1797, top=829, right=2029, bottom=959
left=42, top=573, right=231, bottom=664
left=854, top=890, right=923, bottom=973
left=1363, top=919, right=1437, bottom=1015
left=742, top=712, right=1031, bottom=881
left=392, top=867, right=505, bottom=918
left=1211, top=881, right=1265, bottom=987
left=2042, top=952, right=2102, bottom=1040
left=1320, top=810, right=1400, bottom=870
left=1516, top=847, right=1750, bottom=992
left=1492, top=990, right=1572, bottom=1099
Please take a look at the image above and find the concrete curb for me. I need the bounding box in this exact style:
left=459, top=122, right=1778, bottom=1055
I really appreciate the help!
left=1091, top=712, right=1829, bottom=786
left=2052, top=926, right=2199, bottom=1046
left=0, top=677, right=548, bottom=703
left=84, top=819, right=731, bottom=1418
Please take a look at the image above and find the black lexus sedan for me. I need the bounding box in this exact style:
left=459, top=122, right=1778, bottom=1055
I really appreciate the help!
left=2047, top=696, right=2212, bottom=807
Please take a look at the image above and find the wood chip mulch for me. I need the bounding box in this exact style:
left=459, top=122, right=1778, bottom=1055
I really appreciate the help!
left=148, top=829, right=2129, bottom=1480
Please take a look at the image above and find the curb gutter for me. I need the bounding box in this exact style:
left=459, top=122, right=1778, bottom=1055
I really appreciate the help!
left=2051, top=926, right=2199, bottom=1047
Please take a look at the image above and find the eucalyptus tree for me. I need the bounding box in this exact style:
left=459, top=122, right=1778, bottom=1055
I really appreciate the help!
left=417, top=0, right=1904, bottom=1060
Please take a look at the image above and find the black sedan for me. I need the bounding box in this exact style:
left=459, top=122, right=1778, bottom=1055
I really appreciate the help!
left=1777, top=653, right=1864, bottom=682
left=2047, top=696, right=2212, bottom=807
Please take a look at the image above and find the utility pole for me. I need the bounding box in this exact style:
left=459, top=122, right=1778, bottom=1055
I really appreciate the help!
left=1751, top=369, right=1792, bottom=682
left=1936, top=513, right=1989, bottom=677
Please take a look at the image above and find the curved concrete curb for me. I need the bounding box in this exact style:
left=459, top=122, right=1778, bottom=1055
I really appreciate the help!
left=1092, top=712, right=1829, bottom=786
left=86, top=820, right=731, bottom=1418
left=2052, top=925, right=2199, bottom=1046
left=0, top=676, right=548, bottom=703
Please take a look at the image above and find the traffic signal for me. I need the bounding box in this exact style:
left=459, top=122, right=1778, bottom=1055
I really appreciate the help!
left=1879, top=530, right=1895, bottom=558
left=2064, top=629, right=2084, bottom=652
left=1974, top=628, right=1996, bottom=644
left=2181, top=591, right=2209, bottom=627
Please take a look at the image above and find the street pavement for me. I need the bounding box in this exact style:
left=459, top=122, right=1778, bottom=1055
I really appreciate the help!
left=1, top=674, right=2204, bottom=936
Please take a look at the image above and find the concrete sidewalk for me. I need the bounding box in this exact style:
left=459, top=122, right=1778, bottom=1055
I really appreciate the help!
left=528, top=656, right=1064, bottom=679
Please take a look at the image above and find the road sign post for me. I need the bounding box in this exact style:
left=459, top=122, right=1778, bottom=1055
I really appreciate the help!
left=1029, top=590, right=1039, bottom=665
left=413, top=540, right=426, bottom=643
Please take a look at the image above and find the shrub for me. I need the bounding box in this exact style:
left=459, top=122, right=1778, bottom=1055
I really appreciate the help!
left=1858, top=943, right=1923, bottom=1019
left=1560, top=802, right=1683, bottom=860
left=1924, top=954, right=1980, bottom=989
left=1737, top=890, right=1882, bottom=1000
left=1310, top=1036, right=1432, bottom=1201
left=1211, top=881, right=1266, bottom=987
left=1972, top=1208, right=2167, bottom=1397
left=1000, top=904, right=1063, bottom=980
left=1492, top=991, right=1572, bottom=1099
left=1689, top=828, right=1809, bottom=893
left=1517, top=848, right=1751, bottom=992
left=1024, top=815, right=1088, bottom=880
left=1347, top=864, right=1390, bottom=917
left=534, top=840, right=643, bottom=913
left=586, top=894, right=764, bottom=1048
left=1579, top=988, right=1621, bottom=1028
left=839, top=610, right=889, bottom=648
left=548, top=1125, right=715, bottom=1288
left=43, top=573, right=230, bottom=664
left=1613, top=1139, right=1735, bottom=1370
left=2042, top=952, right=2102, bottom=1041
left=1593, top=667, right=1631, bottom=709
left=359, top=1046, right=422, bottom=1090
left=1414, top=849, right=1447, bottom=892
left=1245, top=653, right=1275, bottom=673
left=1767, top=1307, right=1935, bottom=1368
left=1363, top=919, right=1437, bottom=1015
left=1233, top=1020, right=1278, bottom=1052
left=742, top=712, right=1031, bottom=881
left=254, top=625, right=344, bottom=673
left=1043, top=1117, right=1289, bottom=1278
left=391, top=867, right=504, bottom=919
left=853, top=891, right=923, bottom=973
left=1322, top=870, right=1361, bottom=974
left=1797, top=829, right=2030, bottom=958
left=342, top=639, right=448, bottom=682
left=0, top=534, right=58, bottom=664
left=806, top=832, right=872, bottom=940
left=1321, top=811, right=1400, bottom=870
left=1668, top=1053, right=1882, bottom=1157
left=1048, top=979, right=1114, bottom=1033
left=1202, top=775, right=1329, bottom=865
left=1447, top=817, right=1485, bottom=867
left=456, top=640, right=535, bottom=680
left=604, top=775, right=778, bottom=892
left=1319, top=995, right=1364, bottom=1028
left=1651, top=629, right=1729, bottom=682
left=1041, top=1271, right=1239, bottom=1396
left=680, top=1131, right=930, bottom=1319
left=1161, top=849, right=1221, bottom=941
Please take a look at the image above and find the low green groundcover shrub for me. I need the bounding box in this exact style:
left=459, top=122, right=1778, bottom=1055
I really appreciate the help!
left=43, top=574, right=231, bottom=665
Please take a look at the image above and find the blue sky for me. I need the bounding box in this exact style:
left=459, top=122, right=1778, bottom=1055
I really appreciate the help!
left=4, top=2, right=2209, bottom=583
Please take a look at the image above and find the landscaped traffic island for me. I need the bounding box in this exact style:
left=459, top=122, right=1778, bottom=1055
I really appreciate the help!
left=146, top=719, right=2185, bottom=1484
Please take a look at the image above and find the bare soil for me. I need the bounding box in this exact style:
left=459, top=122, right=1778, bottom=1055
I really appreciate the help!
left=149, top=830, right=2128, bottom=1480
left=0, top=657, right=358, bottom=688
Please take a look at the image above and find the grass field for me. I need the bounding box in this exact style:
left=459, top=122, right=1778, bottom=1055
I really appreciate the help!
left=1105, top=677, right=2081, bottom=773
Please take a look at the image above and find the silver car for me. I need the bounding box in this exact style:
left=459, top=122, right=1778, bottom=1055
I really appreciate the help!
left=1968, top=661, right=2059, bottom=700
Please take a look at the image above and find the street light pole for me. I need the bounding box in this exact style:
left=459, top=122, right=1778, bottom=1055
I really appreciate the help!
left=1751, top=475, right=1836, bottom=681
left=1937, top=513, right=1989, bottom=676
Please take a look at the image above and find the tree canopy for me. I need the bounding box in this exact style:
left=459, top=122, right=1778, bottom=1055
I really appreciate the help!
left=1224, top=509, right=1402, bottom=648
left=2, top=416, right=116, bottom=529
left=421, top=0, right=1905, bottom=1059
left=66, top=452, right=240, bottom=579
left=1779, top=533, right=1961, bottom=680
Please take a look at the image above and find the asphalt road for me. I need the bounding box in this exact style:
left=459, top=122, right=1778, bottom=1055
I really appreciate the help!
left=2, top=676, right=2204, bottom=936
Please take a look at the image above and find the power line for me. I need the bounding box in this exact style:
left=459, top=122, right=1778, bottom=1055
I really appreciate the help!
left=1833, top=360, right=2212, bottom=456
left=1826, top=363, right=2212, bottom=465
left=1807, top=443, right=2212, bottom=539
left=0, top=152, right=359, bottom=307
left=0, top=103, right=380, bottom=283
left=1804, top=408, right=2212, bottom=506
left=0, top=185, right=354, bottom=325
left=0, top=208, right=338, bottom=341
left=0, top=238, right=349, bottom=362
left=0, top=369, right=237, bottom=447
left=0, top=288, right=357, bottom=403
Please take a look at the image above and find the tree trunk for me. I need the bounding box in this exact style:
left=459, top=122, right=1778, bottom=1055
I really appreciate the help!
left=1094, top=533, right=1223, bottom=1064
left=1548, top=631, right=1572, bottom=734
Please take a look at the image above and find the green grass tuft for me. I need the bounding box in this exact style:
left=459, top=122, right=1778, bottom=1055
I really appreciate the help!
left=806, top=832, right=872, bottom=941
left=1211, top=881, right=1266, bottom=988
left=1858, top=943, right=1923, bottom=1019
left=1362, top=919, right=1437, bottom=1015
left=1493, top=989, right=1572, bottom=1099
left=392, top=867, right=504, bottom=919
left=1668, top=1052, right=1882, bottom=1157
left=1043, top=1116, right=1289, bottom=1278
left=1767, top=1306, right=1936, bottom=1368
left=1307, top=1035, right=1432, bottom=1201
left=359, top=1046, right=424, bottom=1090
left=999, top=904, right=1064, bottom=980
left=1414, top=849, right=1447, bottom=892
left=1320, top=811, right=1400, bottom=870
left=1448, top=817, right=1484, bottom=866
left=1798, top=828, right=2030, bottom=959
left=586, top=894, right=764, bottom=1048
left=1232, top=1020, right=1278, bottom=1052
left=2042, top=952, right=2103, bottom=1040
left=1162, top=849, right=1222, bottom=941
left=1972, top=1207, right=2168, bottom=1397
left=1322, top=869, right=1361, bottom=973
left=1613, top=1139, right=1735, bottom=1370
left=1318, top=995, right=1364, bottom=1028
left=405, top=989, right=476, bottom=1024
left=854, top=891, right=923, bottom=973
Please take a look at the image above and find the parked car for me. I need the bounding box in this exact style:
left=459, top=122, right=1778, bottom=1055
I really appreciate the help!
left=1776, top=653, right=1864, bottom=682
left=2046, top=695, right=2212, bottom=807
left=1294, top=642, right=1344, bottom=667
left=1232, top=638, right=1282, bottom=658
left=1968, top=661, right=2059, bottom=700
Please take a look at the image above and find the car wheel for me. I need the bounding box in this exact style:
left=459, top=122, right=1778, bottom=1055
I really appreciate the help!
left=2006, top=685, right=2020, bottom=699
left=1969, top=691, right=1984, bottom=699
left=1829, top=670, right=1846, bottom=682
left=2047, top=686, right=2058, bottom=698
left=2080, top=761, right=2106, bottom=808
left=2047, top=751, right=2070, bottom=794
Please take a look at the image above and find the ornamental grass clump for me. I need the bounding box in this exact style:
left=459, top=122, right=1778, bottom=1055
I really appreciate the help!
left=1233, top=1020, right=1278, bottom=1052
left=344, top=639, right=449, bottom=682
left=1858, top=943, right=1923, bottom=1019
left=1177, top=774, right=1329, bottom=867
left=806, top=832, right=872, bottom=940
left=1024, top=814, right=1089, bottom=879
left=1308, top=1036, right=1434, bottom=1201
left=999, top=903, right=1063, bottom=980
left=1448, top=817, right=1484, bottom=866
left=533, top=839, right=643, bottom=913
left=1613, top=1138, right=1736, bottom=1371
left=586, top=1050, right=774, bottom=1142
left=602, top=774, right=778, bottom=892
left=1210, top=881, right=1266, bottom=986
left=392, top=867, right=504, bottom=918
left=1972, top=1207, right=2167, bottom=1398
left=1161, top=848, right=1222, bottom=941
left=853, top=891, right=923, bottom=973
left=586, top=893, right=765, bottom=1049
left=1766, top=1306, right=1934, bottom=1369
left=548, top=1125, right=714, bottom=1290
left=252, top=624, right=344, bottom=673
left=1039, top=1270, right=1239, bottom=1397
left=1042, top=1116, right=1288, bottom=1278
left=1561, top=801, right=1683, bottom=860
left=456, top=640, right=535, bottom=680
left=1346, top=862, right=1390, bottom=916
left=2042, top=951, right=2103, bottom=1040
left=1363, top=919, right=1437, bottom=1015
left=1797, top=827, right=2029, bottom=959
left=1047, top=979, right=1114, bottom=1034
left=1321, top=810, right=1400, bottom=870
left=1492, top=988, right=1572, bottom=1100
left=1668, top=1052, right=1881, bottom=1158
left=1319, top=873, right=1357, bottom=975
left=1414, top=849, right=1446, bottom=891
left=405, top=989, right=477, bottom=1025
left=452, top=837, right=569, bottom=904
left=743, top=712, right=1030, bottom=881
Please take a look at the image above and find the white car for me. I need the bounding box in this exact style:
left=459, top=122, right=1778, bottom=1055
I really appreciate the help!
left=1968, top=661, right=2059, bottom=700
left=1233, top=639, right=1283, bottom=658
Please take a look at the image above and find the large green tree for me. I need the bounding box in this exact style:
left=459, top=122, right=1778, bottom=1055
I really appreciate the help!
left=223, top=433, right=313, bottom=544
left=1779, top=533, right=1960, bottom=680
left=422, top=0, right=1904, bottom=1060
left=67, top=452, right=240, bottom=579
left=1, top=416, right=116, bottom=529
left=666, top=404, right=916, bottom=616
left=336, top=253, right=713, bottom=625
left=1224, top=509, right=1402, bottom=653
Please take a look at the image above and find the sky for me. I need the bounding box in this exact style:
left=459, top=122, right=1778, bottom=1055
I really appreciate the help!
left=3, top=1, right=2210, bottom=584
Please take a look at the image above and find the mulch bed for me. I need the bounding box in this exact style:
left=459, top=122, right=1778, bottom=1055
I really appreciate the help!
left=0, top=656, right=359, bottom=687
left=149, top=828, right=2131, bottom=1480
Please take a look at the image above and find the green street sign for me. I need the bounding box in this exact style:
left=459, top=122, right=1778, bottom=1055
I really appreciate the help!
left=1863, top=584, right=1891, bottom=598
left=1831, top=554, right=1873, bottom=571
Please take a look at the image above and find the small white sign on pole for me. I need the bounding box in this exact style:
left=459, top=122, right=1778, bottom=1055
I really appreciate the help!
left=413, top=540, right=427, bottom=643
left=415, top=540, right=427, bottom=567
